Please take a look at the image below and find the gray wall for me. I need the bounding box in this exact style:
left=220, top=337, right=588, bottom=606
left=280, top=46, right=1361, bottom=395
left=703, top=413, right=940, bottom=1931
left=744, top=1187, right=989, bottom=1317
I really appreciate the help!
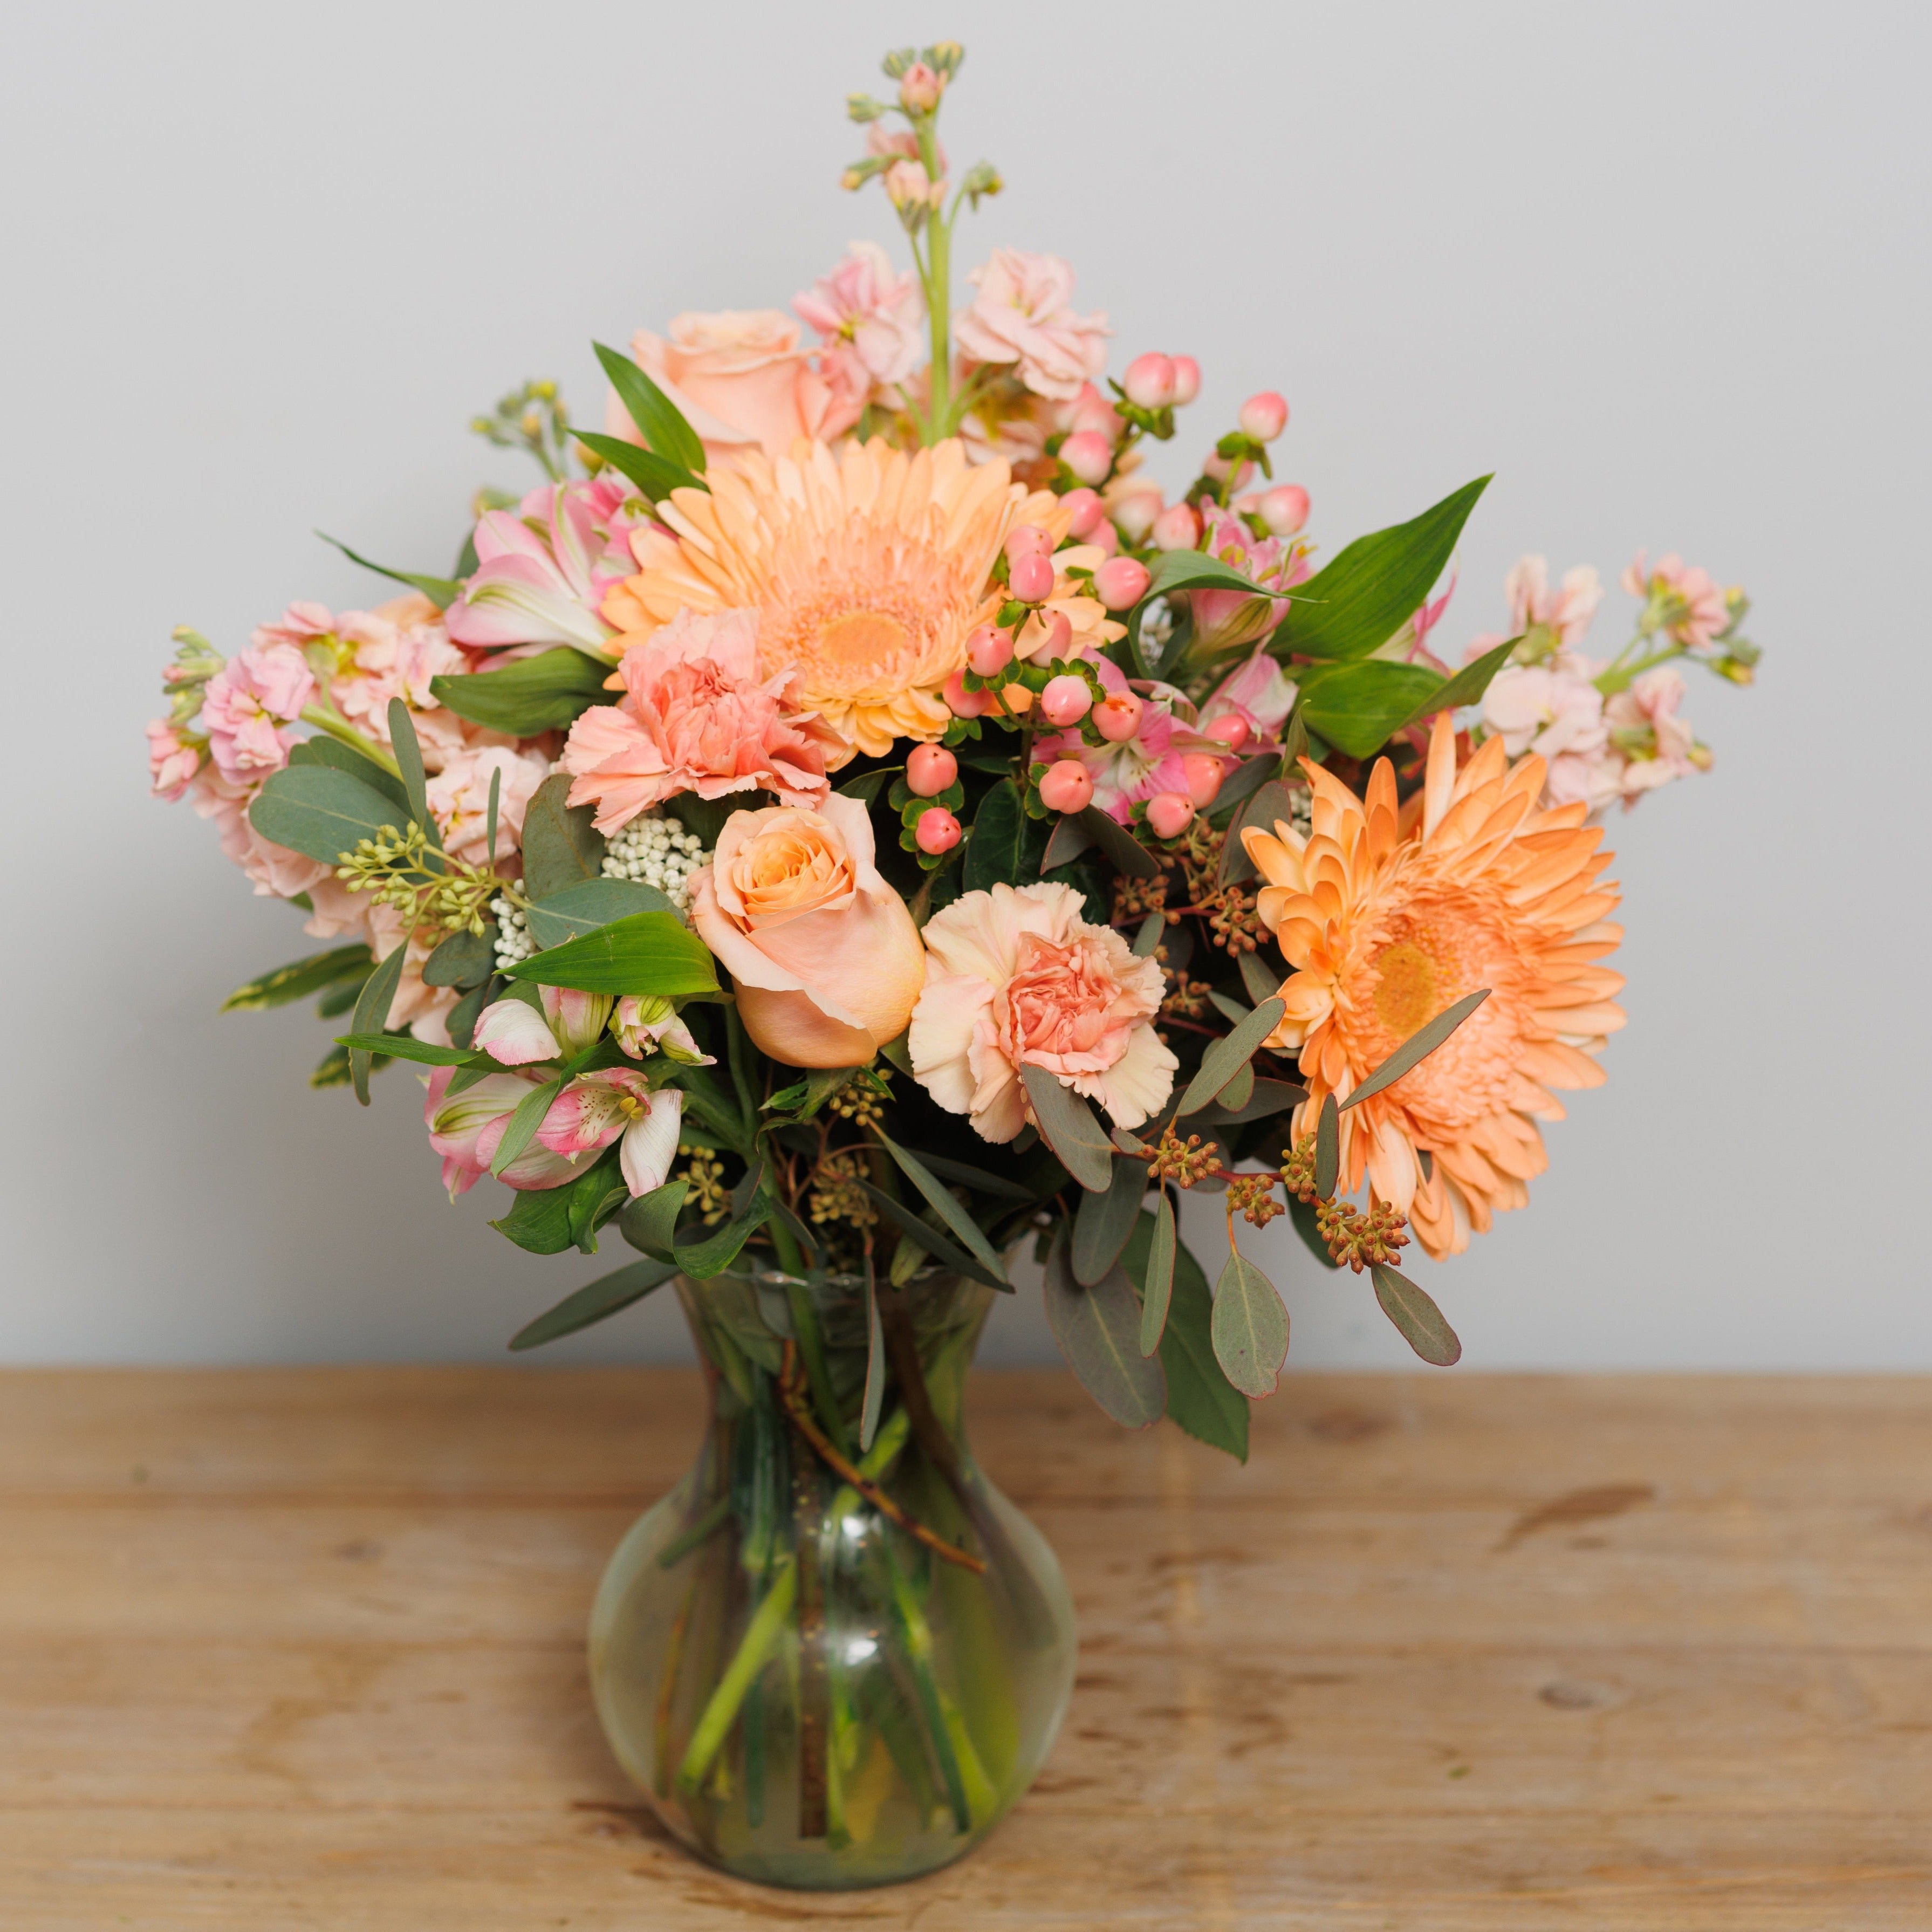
left=3, top=1, right=1925, bottom=1369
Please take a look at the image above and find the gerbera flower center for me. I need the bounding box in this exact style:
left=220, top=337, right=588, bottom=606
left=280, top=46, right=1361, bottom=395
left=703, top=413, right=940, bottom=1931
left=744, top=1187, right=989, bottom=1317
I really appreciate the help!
left=815, top=609, right=914, bottom=675
left=1371, top=939, right=1441, bottom=1036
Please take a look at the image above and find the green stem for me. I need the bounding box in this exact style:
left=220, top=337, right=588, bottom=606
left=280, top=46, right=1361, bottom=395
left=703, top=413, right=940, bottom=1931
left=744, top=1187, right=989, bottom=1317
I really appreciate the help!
left=675, top=1558, right=797, bottom=1793
left=724, top=1004, right=757, bottom=1139
left=788, top=1284, right=853, bottom=1460
left=298, top=704, right=405, bottom=780
left=657, top=1493, right=730, bottom=1570
left=1595, top=640, right=1684, bottom=697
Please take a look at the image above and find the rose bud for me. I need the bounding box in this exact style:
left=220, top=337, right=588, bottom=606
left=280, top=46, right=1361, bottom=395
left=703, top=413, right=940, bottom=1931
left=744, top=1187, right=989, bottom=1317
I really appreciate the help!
left=1004, top=523, right=1052, bottom=563
left=1182, top=753, right=1227, bottom=808
left=1203, top=712, right=1251, bottom=751
left=915, top=806, right=962, bottom=854
left=1145, top=791, right=1195, bottom=839
left=1170, top=355, right=1202, bottom=406
left=1060, top=487, right=1106, bottom=539
left=943, top=668, right=990, bottom=717
left=1238, top=391, right=1289, bottom=442
left=1094, top=556, right=1152, bottom=612
left=965, top=623, right=1013, bottom=677
left=1258, top=484, right=1310, bottom=536
left=1150, top=502, right=1201, bottom=551
left=906, top=743, right=958, bottom=796
left=1039, top=674, right=1093, bottom=726
left=1122, top=352, right=1177, bottom=410
left=1059, top=430, right=1114, bottom=486
left=1093, top=691, right=1144, bottom=741
left=1009, top=552, right=1056, bottom=604
left=1038, top=759, right=1095, bottom=814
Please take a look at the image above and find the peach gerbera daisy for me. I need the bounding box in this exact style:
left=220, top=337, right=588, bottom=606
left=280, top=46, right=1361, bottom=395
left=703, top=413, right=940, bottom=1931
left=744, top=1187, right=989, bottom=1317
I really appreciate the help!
left=599, top=438, right=1117, bottom=759
left=1243, top=717, right=1626, bottom=1259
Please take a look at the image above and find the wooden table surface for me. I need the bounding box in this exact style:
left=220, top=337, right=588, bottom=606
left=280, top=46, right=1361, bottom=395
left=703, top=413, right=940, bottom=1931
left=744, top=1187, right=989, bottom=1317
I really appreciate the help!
left=4, top=1369, right=1929, bottom=1929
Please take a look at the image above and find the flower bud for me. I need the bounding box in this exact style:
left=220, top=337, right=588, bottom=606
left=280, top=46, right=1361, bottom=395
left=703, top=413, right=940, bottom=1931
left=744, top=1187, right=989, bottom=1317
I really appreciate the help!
left=1201, top=451, right=1253, bottom=488
left=1070, top=393, right=1122, bottom=442
left=965, top=623, right=1013, bottom=677
left=1111, top=490, right=1161, bottom=544
left=1003, top=523, right=1052, bottom=563
left=1182, top=754, right=1226, bottom=808
left=1038, top=760, right=1095, bottom=814
left=1146, top=791, right=1195, bottom=839
left=906, top=743, right=958, bottom=796
left=1258, top=484, right=1310, bottom=537
left=1086, top=518, right=1119, bottom=559
left=1094, top=556, right=1152, bottom=612
left=1093, top=691, right=1144, bottom=742
left=943, top=668, right=990, bottom=717
left=899, top=61, right=945, bottom=113
left=1203, top=712, right=1250, bottom=751
left=1060, top=488, right=1106, bottom=539
left=1009, top=552, right=1056, bottom=604
left=1151, top=502, right=1201, bottom=551
left=1059, top=430, right=1114, bottom=487
left=1039, top=675, right=1093, bottom=727
left=1239, top=391, right=1289, bottom=442
left=1170, top=356, right=1202, bottom=406
left=915, top=806, right=962, bottom=854
left=1122, top=353, right=1177, bottom=410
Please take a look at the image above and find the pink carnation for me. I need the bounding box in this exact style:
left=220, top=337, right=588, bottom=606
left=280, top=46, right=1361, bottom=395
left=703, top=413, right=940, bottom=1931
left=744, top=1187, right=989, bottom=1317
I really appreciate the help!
left=909, top=881, right=1177, bottom=1143
left=146, top=720, right=202, bottom=800
left=953, top=250, right=1110, bottom=403
left=794, top=242, right=924, bottom=420
left=560, top=609, right=843, bottom=833
left=198, top=643, right=315, bottom=786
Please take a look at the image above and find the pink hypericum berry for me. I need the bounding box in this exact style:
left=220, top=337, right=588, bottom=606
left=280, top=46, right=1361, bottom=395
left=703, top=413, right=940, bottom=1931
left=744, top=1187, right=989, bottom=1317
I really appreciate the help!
left=1060, top=430, right=1114, bottom=487
left=1004, top=523, right=1052, bottom=564
left=1061, top=488, right=1106, bottom=539
left=1202, top=451, right=1255, bottom=489
left=943, top=669, right=990, bottom=718
left=1009, top=552, right=1056, bottom=604
left=1034, top=608, right=1073, bottom=657
left=1093, top=691, right=1145, bottom=742
left=1238, top=392, right=1289, bottom=442
left=1182, top=754, right=1227, bottom=808
left=1203, top=712, right=1251, bottom=750
left=906, top=743, right=958, bottom=797
left=1146, top=792, right=1195, bottom=839
left=1094, top=556, right=1152, bottom=611
left=1122, top=353, right=1177, bottom=410
left=1112, top=492, right=1160, bottom=544
left=1170, top=356, right=1202, bottom=406
left=1039, top=675, right=1093, bottom=727
left=966, top=624, right=1014, bottom=677
left=915, top=806, right=962, bottom=854
left=1087, top=518, right=1120, bottom=559
left=1038, top=760, right=1095, bottom=814
left=1070, top=390, right=1122, bottom=441
left=1151, top=502, right=1201, bottom=551
left=1258, top=484, right=1310, bottom=536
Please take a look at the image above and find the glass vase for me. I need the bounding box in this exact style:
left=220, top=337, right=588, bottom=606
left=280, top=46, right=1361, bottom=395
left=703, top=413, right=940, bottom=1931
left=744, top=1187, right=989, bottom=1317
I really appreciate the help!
left=588, top=1264, right=1078, bottom=1890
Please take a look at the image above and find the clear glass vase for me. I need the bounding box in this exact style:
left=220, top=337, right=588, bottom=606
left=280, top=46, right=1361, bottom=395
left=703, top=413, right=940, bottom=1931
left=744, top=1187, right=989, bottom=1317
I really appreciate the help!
left=588, top=1264, right=1078, bottom=1890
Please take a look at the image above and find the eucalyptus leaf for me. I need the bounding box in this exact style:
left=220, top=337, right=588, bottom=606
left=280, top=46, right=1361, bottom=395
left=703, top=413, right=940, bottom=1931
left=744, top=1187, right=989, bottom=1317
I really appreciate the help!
left=1179, top=997, right=1286, bottom=1116
left=430, top=648, right=612, bottom=736
left=1208, top=990, right=1252, bottom=1027
left=509, top=1257, right=676, bottom=1351
left=502, top=910, right=718, bottom=997
left=1196, top=1076, right=1308, bottom=1127
left=963, top=779, right=1038, bottom=892
left=1288, top=1193, right=1340, bottom=1270
left=873, top=1129, right=1010, bottom=1284
left=1018, top=1065, right=1115, bottom=1192
left=593, top=340, right=709, bottom=476
left=248, top=765, right=405, bottom=867
left=1211, top=1251, right=1289, bottom=1398
left=1043, top=1236, right=1166, bottom=1429
left=1074, top=806, right=1161, bottom=880
left=1207, top=753, right=1278, bottom=826
left=1039, top=812, right=1096, bottom=872
left=1314, top=1093, right=1339, bottom=1198
left=287, top=736, right=408, bottom=814
left=1213, top=1061, right=1255, bottom=1114
left=1341, top=989, right=1491, bottom=1111
left=316, top=531, right=462, bottom=609
left=422, top=926, right=496, bottom=990
left=1121, top=1212, right=1248, bottom=1460
left=1132, top=913, right=1165, bottom=958
left=1071, top=1155, right=1149, bottom=1286
left=386, top=698, right=435, bottom=851
left=1238, top=949, right=1282, bottom=1008
left=1371, top=1263, right=1463, bottom=1366
left=222, top=943, right=373, bottom=1012
left=519, top=773, right=606, bottom=901
left=1138, top=1190, right=1176, bottom=1356
left=524, top=878, right=675, bottom=949
left=348, top=944, right=407, bottom=1105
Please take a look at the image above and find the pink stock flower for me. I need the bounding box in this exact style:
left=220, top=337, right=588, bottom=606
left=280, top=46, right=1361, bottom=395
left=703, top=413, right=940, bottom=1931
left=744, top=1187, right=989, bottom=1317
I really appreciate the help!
left=536, top=1068, right=684, bottom=1197
left=198, top=643, right=315, bottom=785
left=1606, top=666, right=1709, bottom=800
left=422, top=1065, right=584, bottom=1198
left=446, top=479, right=647, bottom=653
left=1184, top=505, right=1304, bottom=656
left=424, top=744, right=550, bottom=864
left=1622, top=551, right=1730, bottom=649
left=189, top=770, right=330, bottom=900
left=561, top=609, right=842, bottom=833
left=1479, top=654, right=1613, bottom=815
left=1502, top=556, right=1605, bottom=647
left=953, top=251, right=1110, bottom=403
left=146, top=720, right=201, bottom=800
left=794, top=242, right=925, bottom=422
left=250, top=601, right=335, bottom=651
left=909, top=881, right=1177, bottom=1141
left=609, top=312, right=844, bottom=467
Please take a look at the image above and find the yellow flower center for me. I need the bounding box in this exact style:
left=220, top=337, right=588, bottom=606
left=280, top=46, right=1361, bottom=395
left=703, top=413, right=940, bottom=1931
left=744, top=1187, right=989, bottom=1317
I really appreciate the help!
left=617, top=1093, right=647, bottom=1122
left=1371, top=939, right=1440, bottom=1037
left=816, top=609, right=913, bottom=674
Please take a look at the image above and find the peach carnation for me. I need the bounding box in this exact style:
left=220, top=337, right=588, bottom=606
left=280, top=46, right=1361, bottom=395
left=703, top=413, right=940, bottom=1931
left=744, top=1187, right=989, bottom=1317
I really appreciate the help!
left=560, top=609, right=842, bottom=833
left=1243, top=717, right=1625, bottom=1259
left=910, top=882, right=1177, bottom=1142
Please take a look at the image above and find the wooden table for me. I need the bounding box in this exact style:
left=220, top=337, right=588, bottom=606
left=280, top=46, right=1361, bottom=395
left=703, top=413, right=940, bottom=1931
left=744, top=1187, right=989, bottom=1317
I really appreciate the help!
left=4, top=1369, right=1929, bottom=1929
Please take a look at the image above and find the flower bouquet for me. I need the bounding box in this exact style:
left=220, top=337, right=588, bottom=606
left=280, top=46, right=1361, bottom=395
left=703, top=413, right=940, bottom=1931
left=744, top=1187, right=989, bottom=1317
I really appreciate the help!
left=149, top=40, right=1757, bottom=1892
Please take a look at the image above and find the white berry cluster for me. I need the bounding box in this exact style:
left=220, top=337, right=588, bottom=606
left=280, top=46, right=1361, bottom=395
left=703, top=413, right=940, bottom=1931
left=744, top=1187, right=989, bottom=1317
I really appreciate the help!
left=491, top=893, right=535, bottom=970
left=602, top=812, right=710, bottom=912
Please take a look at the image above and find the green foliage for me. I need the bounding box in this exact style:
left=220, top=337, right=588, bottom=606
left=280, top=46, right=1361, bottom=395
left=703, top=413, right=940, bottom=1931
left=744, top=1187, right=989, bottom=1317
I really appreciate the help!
left=1178, top=997, right=1286, bottom=1116
left=1043, top=1234, right=1166, bottom=1429
left=430, top=648, right=612, bottom=736
left=1342, top=989, right=1490, bottom=1112
left=518, top=773, right=606, bottom=900
left=873, top=1129, right=1010, bottom=1284
left=1220, top=778, right=1298, bottom=887
left=491, top=1147, right=626, bottom=1256
left=490, top=1074, right=567, bottom=1178
left=248, top=765, right=405, bottom=867
left=1399, top=635, right=1518, bottom=729
left=592, top=341, right=708, bottom=475
left=316, top=531, right=462, bottom=609
left=1314, top=1093, right=1339, bottom=1198
left=1371, top=1263, right=1463, bottom=1366
left=222, top=944, right=373, bottom=1013
left=572, top=429, right=705, bottom=505
left=1211, top=1251, right=1288, bottom=1399
left=332, top=1033, right=481, bottom=1067
left=503, top=909, right=718, bottom=997
left=421, top=926, right=496, bottom=990
left=619, top=1178, right=689, bottom=1260
left=524, top=878, right=674, bottom=949
left=1295, top=660, right=1445, bottom=758
left=347, top=944, right=407, bottom=1105
left=509, top=1258, right=677, bottom=1351
left=1122, top=1211, right=1248, bottom=1461
left=1138, top=1191, right=1176, bottom=1356
left=1288, top=1193, right=1340, bottom=1271
left=287, top=736, right=408, bottom=814
left=853, top=1181, right=1008, bottom=1291
left=962, top=779, right=1040, bottom=891
left=1072, top=806, right=1160, bottom=880
left=1071, top=1155, right=1149, bottom=1286
left=1018, top=1065, right=1114, bottom=1192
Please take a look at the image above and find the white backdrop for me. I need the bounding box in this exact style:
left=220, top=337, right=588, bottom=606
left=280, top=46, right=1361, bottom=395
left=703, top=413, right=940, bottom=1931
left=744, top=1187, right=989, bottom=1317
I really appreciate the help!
left=3, top=0, right=1926, bottom=1369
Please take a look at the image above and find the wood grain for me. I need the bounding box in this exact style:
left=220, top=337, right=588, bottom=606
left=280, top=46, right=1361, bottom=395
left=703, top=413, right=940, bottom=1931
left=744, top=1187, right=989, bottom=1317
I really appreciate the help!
left=3, top=1368, right=1930, bottom=1929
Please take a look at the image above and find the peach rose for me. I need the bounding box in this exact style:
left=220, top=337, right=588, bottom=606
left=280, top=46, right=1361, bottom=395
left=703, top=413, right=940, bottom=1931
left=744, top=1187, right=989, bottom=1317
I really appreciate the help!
left=688, top=794, right=924, bottom=1067
left=608, top=311, right=849, bottom=467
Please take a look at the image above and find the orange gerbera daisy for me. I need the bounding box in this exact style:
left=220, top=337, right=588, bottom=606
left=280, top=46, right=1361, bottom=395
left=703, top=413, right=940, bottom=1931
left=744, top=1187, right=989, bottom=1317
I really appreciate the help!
left=1243, top=717, right=1625, bottom=1259
left=600, top=437, right=1116, bottom=759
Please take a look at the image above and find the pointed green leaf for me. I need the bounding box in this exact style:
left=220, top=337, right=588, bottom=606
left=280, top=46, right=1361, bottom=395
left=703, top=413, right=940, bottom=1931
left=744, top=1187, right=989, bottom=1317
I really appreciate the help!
left=1039, top=811, right=1096, bottom=872
left=1271, top=476, right=1490, bottom=662
left=430, top=648, right=612, bottom=736
left=1238, top=949, right=1281, bottom=1007
left=347, top=943, right=407, bottom=1106
left=593, top=340, right=709, bottom=477
left=248, top=765, right=404, bottom=867
left=1179, top=996, right=1286, bottom=1116
left=1314, top=1093, right=1339, bottom=1198
left=1072, top=1155, right=1149, bottom=1286
left=490, top=1074, right=566, bottom=1177
left=1211, top=1250, right=1288, bottom=1398
left=1296, top=660, right=1447, bottom=758
left=1341, top=990, right=1490, bottom=1112
left=571, top=428, right=705, bottom=505
left=873, top=1129, right=1010, bottom=1284
left=1139, top=1191, right=1176, bottom=1356
left=618, top=1178, right=688, bottom=1260
left=1395, top=635, right=1519, bottom=732
left=1018, top=1065, right=1115, bottom=1192
left=317, top=531, right=462, bottom=609
left=860, top=1257, right=886, bottom=1454
left=509, top=1257, right=676, bottom=1351
left=852, top=1183, right=1006, bottom=1291
left=890, top=1149, right=1034, bottom=1202
left=523, top=878, right=674, bottom=949
left=332, top=1033, right=482, bottom=1067
left=386, top=697, right=435, bottom=849
left=1371, top=1264, right=1463, bottom=1366
left=485, top=765, right=502, bottom=866
left=1043, top=1236, right=1166, bottom=1429
left=222, top=943, right=373, bottom=1012
left=490, top=1148, right=622, bottom=1256
left=1143, top=547, right=1299, bottom=608
left=503, top=910, right=718, bottom=997
left=1212, top=1061, right=1255, bottom=1114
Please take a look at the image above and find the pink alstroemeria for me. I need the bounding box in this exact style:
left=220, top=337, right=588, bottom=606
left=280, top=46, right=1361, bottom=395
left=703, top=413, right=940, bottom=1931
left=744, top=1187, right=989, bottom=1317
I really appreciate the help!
left=536, top=1070, right=684, bottom=1197
left=472, top=988, right=615, bottom=1066
left=1186, top=506, right=1305, bottom=656
left=198, top=643, right=316, bottom=786
left=613, top=995, right=712, bottom=1065
left=1201, top=647, right=1297, bottom=749
left=422, top=1066, right=585, bottom=1198
left=1033, top=661, right=1220, bottom=824
left=446, top=478, right=648, bottom=652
